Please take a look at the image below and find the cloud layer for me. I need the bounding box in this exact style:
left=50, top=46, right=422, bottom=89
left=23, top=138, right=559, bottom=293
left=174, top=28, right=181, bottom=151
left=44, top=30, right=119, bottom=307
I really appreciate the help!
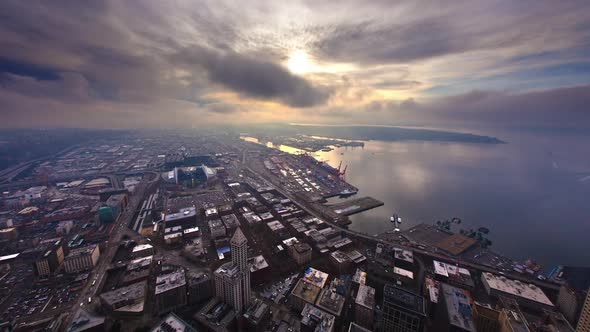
left=0, top=0, right=589, bottom=128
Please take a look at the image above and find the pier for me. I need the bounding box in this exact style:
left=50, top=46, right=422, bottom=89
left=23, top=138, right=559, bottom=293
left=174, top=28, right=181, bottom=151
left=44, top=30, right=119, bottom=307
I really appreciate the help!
left=326, top=196, right=384, bottom=216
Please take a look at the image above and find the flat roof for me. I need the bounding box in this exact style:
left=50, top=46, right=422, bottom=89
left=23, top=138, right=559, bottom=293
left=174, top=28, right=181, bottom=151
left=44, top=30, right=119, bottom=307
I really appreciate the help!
left=440, top=283, right=476, bottom=331
left=165, top=207, right=196, bottom=221
left=384, top=284, right=426, bottom=316
left=283, top=237, right=299, bottom=246
left=100, top=281, right=147, bottom=306
left=249, top=255, right=269, bottom=272
left=132, top=244, right=153, bottom=252
left=267, top=220, right=285, bottom=231
left=155, top=270, right=186, bottom=295
left=0, top=253, right=19, bottom=262
left=303, top=267, right=329, bottom=289
left=482, top=272, right=553, bottom=306
left=435, top=234, right=477, bottom=256
left=183, top=227, right=199, bottom=234
left=151, top=312, right=195, bottom=332
left=300, top=304, right=335, bottom=332
left=394, top=248, right=414, bottom=263
left=66, top=244, right=97, bottom=259
left=291, top=279, right=321, bottom=304
left=355, top=284, right=375, bottom=310
left=316, top=287, right=345, bottom=316
left=330, top=250, right=351, bottom=264
left=394, top=267, right=414, bottom=279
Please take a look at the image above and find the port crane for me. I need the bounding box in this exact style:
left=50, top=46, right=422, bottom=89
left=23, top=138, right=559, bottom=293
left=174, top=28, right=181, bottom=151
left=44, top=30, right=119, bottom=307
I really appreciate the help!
left=337, top=161, right=348, bottom=181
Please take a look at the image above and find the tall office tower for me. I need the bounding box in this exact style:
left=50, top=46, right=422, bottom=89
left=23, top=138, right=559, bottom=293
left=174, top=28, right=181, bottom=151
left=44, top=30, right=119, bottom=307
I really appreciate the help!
left=578, top=291, right=590, bottom=332
left=381, top=284, right=426, bottom=332
left=214, top=227, right=251, bottom=313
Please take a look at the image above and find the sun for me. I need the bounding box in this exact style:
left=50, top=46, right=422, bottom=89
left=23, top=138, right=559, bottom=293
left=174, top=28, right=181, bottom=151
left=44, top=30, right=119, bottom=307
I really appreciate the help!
left=286, top=50, right=313, bottom=74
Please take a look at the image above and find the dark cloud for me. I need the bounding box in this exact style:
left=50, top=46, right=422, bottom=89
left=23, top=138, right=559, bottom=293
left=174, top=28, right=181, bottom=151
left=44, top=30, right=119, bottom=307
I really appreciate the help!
left=408, top=85, right=590, bottom=128
left=175, top=46, right=330, bottom=107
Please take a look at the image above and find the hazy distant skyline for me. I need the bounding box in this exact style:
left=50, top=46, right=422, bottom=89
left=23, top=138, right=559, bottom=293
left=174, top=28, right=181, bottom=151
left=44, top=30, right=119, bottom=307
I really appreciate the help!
left=1, top=0, right=590, bottom=129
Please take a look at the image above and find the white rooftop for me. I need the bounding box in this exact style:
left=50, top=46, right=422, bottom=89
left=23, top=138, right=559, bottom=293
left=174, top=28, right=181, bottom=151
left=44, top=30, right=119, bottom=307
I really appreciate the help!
left=482, top=272, right=553, bottom=306
left=132, top=244, right=153, bottom=252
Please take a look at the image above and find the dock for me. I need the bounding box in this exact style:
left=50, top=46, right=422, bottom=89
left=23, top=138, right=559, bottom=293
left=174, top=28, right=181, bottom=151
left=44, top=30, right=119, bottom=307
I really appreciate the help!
left=326, top=196, right=384, bottom=216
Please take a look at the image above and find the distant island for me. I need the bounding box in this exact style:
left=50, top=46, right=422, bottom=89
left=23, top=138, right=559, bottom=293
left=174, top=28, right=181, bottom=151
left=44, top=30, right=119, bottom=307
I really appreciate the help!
left=262, top=124, right=506, bottom=144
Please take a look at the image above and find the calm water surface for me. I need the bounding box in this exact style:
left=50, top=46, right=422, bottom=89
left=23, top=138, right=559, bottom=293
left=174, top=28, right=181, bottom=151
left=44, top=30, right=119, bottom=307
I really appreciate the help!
left=312, top=128, right=590, bottom=269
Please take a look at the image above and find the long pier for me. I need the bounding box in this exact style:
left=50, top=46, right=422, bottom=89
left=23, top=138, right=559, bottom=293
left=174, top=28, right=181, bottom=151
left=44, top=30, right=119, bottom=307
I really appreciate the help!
left=327, top=196, right=384, bottom=216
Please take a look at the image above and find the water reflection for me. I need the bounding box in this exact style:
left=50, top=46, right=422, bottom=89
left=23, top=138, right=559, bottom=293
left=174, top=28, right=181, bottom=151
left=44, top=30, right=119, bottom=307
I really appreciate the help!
left=242, top=131, right=590, bottom=268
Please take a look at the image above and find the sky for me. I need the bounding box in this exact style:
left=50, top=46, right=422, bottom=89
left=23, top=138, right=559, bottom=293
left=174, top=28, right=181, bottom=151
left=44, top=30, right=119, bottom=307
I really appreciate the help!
left=1, top=0, right=590, bottom=129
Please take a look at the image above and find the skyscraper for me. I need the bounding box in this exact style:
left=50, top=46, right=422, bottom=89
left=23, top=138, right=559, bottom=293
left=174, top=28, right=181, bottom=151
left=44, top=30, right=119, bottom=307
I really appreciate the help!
left=214, top=227, right=251, bottom=313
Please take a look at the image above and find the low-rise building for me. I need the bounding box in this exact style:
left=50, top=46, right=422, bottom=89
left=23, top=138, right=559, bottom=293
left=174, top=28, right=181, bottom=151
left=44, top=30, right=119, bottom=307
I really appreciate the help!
left=64, top=244, right=99, bottom=274
left=243, top=298, right=271, bottom=332
left=481, top=272, right=554, bottom=310
left=100, top=281, right=147, bottom=316
left=151, top=312, right=196, bottom=332
left=290, top=279, right=322, bottom=312
left=209, top=219, right=227, bottom=238
left=131, top=244, right=154, bottom=258
left=187, top=271, right=213, bottom=305
left=155, top=269, right=187, bottom=314
left=300, top=303, right=335, bottom=332
left=437, top=283, right=477, bottom=331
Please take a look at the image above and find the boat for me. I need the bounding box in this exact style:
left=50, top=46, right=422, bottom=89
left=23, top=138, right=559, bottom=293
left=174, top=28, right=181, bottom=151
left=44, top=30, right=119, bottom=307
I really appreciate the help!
left=321, top=147, right=333, bottom=152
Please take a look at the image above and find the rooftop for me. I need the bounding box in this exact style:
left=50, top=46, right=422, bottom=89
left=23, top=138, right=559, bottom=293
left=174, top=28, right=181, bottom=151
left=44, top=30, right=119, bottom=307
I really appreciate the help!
left=292, top=278, right=321, bottom=304
left=132, top=244, right=153, bottom=252
left=215, top=262, right=241, bottom=279
left=330, top=250, right=351, bottom=264
left=440, top=283, right=476, bottom=332
left=300, top=304, right=335, bottom=332
left=165, top=207, right=196, bottom=222
left=394, top=248, right=414, bottom=263
left=67, top=309, right=105, bottom=332
left=316, top=287, right=345, bottom=317
left=155, top=269, right=186, bottom=295
left=249, top=255, right=269, bottom=272
left=66, top=244, right=97, bottom=259
left=355, top=284, right=375, bottom=310
left=384, top=284, right=426, bottom=316
left=481, top=272, right=553, bottom=307
left=243, top=299, right=270, bottom=324
left=267, top=220, right=285, bottom=231
left=283, top=237, right=299, bottom=246
left=303, top=267, right=329, bottom=289
left=151, top=312, right=196, bottom=332
left=436, top=234, right=477, bottom=256
left=100, top=281, right=147, bottom=308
